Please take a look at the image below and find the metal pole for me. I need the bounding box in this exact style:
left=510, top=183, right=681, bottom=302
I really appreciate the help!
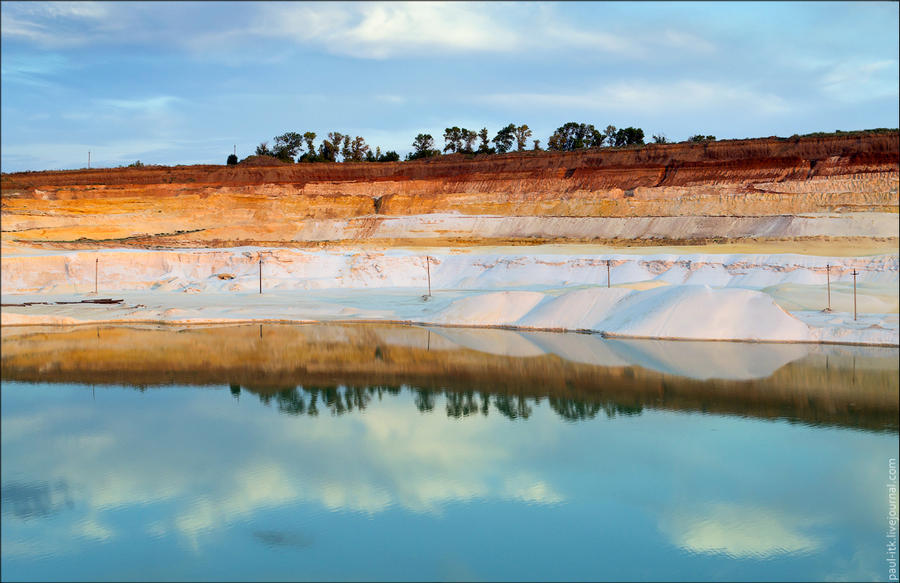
left=852, top=269, right=858, bottom=321
left=94, top=257, right=98, bottom=294
left=607, top=259, right=611, bottom=288
left=88, top=151, right=91, bottom=169
left=826, top=264, right=831, bottom=311
left=426, top=256, right=431, bottom=297
left=259, top=254, right=263, bottom=294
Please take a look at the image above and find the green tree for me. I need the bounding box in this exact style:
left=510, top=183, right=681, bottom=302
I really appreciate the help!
left=492, top=123, right=516, bottom=153
left=688, top=134, right=716, bottom=142
left=303, top=132, right=317, bottom=155
left=461, top=128, right=478, bottom=153
left=612, top=126, right=644, bottom=147
left=547, top=122, right=604, bottom=151
left=255, top=141, right=273, bottom=156
left=348, top=136, right=369, bottom=162
left=272, top=131, right=304, bottom=162
left=604, top=125, right=617, bottom=144
left=443, top=126, right=463, bottom=153
left=652, top=133, right=668, bottom=144
left=378, top=150, right=400, bottom=162
left=476, top=127, right=494, bottom=154
left=514, top=124, right=533, bottom=151
left=226, top=153, right=238, bottom=165
left=407, top=133, right=439, bottom=160
left=532, top=139, right=542, bottom=151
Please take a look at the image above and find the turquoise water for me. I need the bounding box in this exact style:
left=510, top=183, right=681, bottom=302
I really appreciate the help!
left=1, top=326, right=897, bottom=581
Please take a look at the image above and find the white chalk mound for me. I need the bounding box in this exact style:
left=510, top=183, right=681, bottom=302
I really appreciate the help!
left=429, top=290, right=545, bottom=326
left=598, top=285, right=812, bottom=342
left=427, top=285, right=814, bottom=343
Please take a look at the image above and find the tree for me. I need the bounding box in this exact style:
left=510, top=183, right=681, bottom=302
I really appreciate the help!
left=226, top=153, right=238, bottom=165
left=492, top=123, right=516, bottom=153
left=514, top=124, right=532, bottom=151
left=604, top=125, right=617, bottom=144
left=271, top=132, right=304, bottom=162
left=255, top=141, right=273, bottom=156
left=612, top=126, right=644, bottom=147
left=318, top=139, right=338, bottom=162
left=532, top=139, right=542, bottom=151
left=378, top=150, right=400, bottom=162
left=547, top=122, right=604, bottom=151
left=461, top=128, right=478, bottom=153
left=688, top=134, right=716, bottom=142
left=341, top=135, right=352, bottom=161
left=303, top=132, right=317, bottom=155
left=348, top=136, right=369, bottom=162
left=407, top=133, right=439, bottom=160
left=476, top=127, right=494, bottom=154
left=652, top=133, right=669, bottom=144
left=443, top=126, right=463, bottom=153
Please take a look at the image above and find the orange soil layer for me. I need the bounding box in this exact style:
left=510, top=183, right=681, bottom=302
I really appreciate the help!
left=2, top=134, right=898, bottom=248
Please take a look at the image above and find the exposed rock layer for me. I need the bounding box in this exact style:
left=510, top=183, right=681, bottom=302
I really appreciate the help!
left=2, top=134, right=898, bottom=248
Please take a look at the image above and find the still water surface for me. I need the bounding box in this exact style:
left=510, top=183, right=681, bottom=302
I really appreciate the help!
left=1, top=324, right=897, bottom=581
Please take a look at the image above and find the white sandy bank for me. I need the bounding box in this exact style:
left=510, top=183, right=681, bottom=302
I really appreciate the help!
left=2, top=245, right=897, bottom=346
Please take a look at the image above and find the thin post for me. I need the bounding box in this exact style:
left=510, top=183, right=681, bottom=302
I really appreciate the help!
left=852, top=269, right=858, bottom=321
left=607, top=259, right=611, bottom=288
left=426, top=256, right=432, bottom=297
left=233, top=144, right=236, bottom=157
left=259, top=254, right=263, bottom=294
left=88, top=150, right=91, bottom=169
left=94, top=257, right=98, bottom=294
left=826, top=264, right=831, bottom=311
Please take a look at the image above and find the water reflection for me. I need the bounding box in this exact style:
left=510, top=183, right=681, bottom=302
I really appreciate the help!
left=1, top=323, right=897, bottom=581
left=1, top=480, right=74, bottom=520
left=2, top=323, right=894, bottom=431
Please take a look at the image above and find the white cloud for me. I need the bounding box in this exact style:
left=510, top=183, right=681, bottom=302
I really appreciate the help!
left=820, top=60, right=899, bottom=102
left=479, top=80, right=791, bottom=116
left=249, top=2, right=520, bottom=59
left=97, top=96, right=183, bottom=112
left=0, top=1, right=113, bottom=46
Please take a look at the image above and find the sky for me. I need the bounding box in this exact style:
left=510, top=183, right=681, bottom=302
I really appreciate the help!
left=1, top=1, right=898, bottom=172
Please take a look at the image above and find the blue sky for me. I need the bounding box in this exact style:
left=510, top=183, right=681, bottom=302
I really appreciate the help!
left=1, top=1, right=898, bottom=172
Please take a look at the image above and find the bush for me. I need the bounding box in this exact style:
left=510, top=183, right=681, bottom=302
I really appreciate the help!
left=226, top=154, right=238, bottom=165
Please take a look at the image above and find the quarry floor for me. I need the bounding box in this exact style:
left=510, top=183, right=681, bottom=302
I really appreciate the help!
left=2, top=240, right=898, bottom=347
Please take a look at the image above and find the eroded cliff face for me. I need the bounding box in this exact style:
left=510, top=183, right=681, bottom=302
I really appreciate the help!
left=2, top=134, right=897, bottom=248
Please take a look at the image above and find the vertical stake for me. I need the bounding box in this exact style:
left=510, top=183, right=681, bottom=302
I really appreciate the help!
left=94, top=257, right=98, bottom=294
left=826, top=264, right=831, bottom=311
left=851, top=269, right=859, bottom=321
left=88, top=150, right=91, bottom=169
left=607, top=259, right=611, bottom=288
left=259, top=254, right=263, bottom=294
left=426, top=256, right=432, bottom=297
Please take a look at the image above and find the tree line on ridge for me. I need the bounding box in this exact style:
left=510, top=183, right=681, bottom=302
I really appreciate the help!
left=229, top=122, right=720, bottom=165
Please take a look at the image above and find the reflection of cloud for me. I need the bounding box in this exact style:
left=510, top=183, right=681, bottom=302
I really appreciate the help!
left=502, top=477, right=564, bottom=506
left=74, top=517, right=114, bottom=542
left=659, top=503, right=823, bottom=559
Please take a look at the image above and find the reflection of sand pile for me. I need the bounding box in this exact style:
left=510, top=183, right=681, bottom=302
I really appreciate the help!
left=1, top=323, right=896, bottom=431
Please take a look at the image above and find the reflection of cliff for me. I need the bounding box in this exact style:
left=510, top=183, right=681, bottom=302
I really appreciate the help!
left=2, top=323, right=896, bottom=431
left=2, top=134, right=897, bottom=247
